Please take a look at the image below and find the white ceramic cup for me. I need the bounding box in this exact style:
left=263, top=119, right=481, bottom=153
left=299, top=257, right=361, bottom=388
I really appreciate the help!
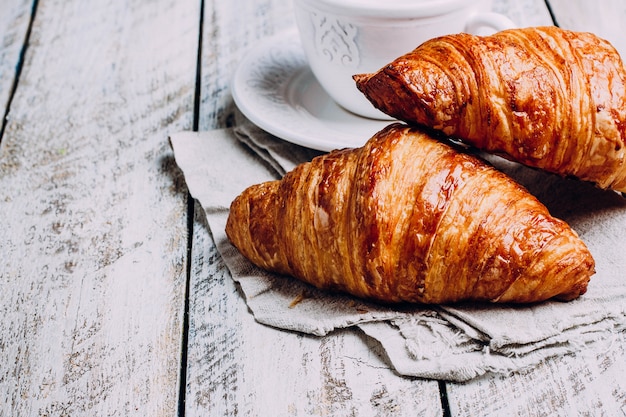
left=293, top=0, right=516, bottom=119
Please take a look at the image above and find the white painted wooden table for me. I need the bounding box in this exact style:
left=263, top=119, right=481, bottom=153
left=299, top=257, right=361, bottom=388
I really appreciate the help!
left=0, top=0, right=624, bottom=416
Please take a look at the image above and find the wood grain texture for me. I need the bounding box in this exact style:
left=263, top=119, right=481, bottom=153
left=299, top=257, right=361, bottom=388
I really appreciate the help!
left=447, top=339, right=626, bottom=417
left=199, top=0, right=295, bottom=130
left=0, top=0, right=33, bottom=115
left=0, top=0, right=198, bottom=415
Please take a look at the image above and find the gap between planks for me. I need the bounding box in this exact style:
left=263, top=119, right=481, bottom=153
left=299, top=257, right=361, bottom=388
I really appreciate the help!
left=178, top=1, right=206, bottom=416
left=0, top=0, right=39, bottom=144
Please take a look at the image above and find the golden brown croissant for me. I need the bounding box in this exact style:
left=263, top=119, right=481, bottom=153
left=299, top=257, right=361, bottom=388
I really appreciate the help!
left=226, top=124, right=594, bottom=304
left=354, top=26, right=626, bottom=192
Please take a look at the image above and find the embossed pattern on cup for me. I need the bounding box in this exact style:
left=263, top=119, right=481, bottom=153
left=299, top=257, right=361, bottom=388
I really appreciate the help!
left=294, top=0, right=516, bottom=119
left=311, top=12, right=360, bottom=68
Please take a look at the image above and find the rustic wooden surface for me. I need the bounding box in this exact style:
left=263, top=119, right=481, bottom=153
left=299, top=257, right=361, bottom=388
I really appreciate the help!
left=0, top=0, right=624, bottom=416
left=0, top=0, right=197, bottom=415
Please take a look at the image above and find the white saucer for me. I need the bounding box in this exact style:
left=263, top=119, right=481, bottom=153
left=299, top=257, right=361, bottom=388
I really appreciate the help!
left=231, top=31, right=391, bottom=152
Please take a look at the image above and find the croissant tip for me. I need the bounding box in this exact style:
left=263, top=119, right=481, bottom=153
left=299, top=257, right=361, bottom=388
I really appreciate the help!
left=352, top=73, right=370, bottom=86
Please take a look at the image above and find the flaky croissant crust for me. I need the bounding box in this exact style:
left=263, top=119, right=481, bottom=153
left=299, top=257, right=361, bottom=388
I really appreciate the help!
left=355, top=27, right=626, bottom=192
left=226, top=124, right=594, bottom=304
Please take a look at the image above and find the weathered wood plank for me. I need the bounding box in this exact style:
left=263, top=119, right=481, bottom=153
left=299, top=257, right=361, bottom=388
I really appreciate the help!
left=198, top=0, right=295, bottom=130
left=185, top=1, right=443, bottom=416
left=446, top=341, right=626, bottom=417
left=492, top=0, right=554, bottom=26
left=0, top=0, right=198, bottom=415
left=0, top=0, right=33, bottom=116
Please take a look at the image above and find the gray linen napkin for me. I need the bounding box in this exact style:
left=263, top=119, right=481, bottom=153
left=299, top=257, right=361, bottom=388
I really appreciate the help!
left=170, top=123, right=626, bottom=382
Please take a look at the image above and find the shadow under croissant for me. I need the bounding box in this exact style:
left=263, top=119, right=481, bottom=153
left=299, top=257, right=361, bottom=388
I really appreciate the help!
left=477, top=150, right=626, bottom=225
left=258, top=268, right=571, bottom=312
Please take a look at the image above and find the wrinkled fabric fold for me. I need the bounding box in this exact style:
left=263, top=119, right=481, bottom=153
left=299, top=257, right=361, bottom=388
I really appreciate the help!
left=170, top=121, right=626, bottom=381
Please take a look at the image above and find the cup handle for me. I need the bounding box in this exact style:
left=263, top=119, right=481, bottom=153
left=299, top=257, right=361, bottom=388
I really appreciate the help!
left=465, top=12, right=517, bottom=35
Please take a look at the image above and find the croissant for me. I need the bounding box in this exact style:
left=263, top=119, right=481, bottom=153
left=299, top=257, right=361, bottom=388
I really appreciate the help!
left=354, top=26, right=626, bottom=192
left=226, top=124, right=594, bottom=304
